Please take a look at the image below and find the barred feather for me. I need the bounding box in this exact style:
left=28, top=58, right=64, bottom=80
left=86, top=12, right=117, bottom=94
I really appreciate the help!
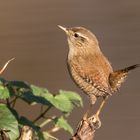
left=109, top=64, right=139, bottom=92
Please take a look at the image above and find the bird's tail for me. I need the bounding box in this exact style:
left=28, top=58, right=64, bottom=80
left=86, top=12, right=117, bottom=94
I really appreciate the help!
left=122, top=64, right=140, bottom=72
left=109, top=64, right=139, bottom=92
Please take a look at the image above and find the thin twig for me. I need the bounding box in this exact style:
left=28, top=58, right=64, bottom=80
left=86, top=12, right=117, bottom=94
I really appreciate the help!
left=0, top=58, right=15, bottom=75
left=6, top=99, right=10, bottom=107
left=48, top=127, right=60, bottom=134
left=40, top=104, right=44, bottom=114
left=11, top=96, right=18, bottom=108
left=39, top=116, right=56, bottom=128
left=33, top=106, right=52, bottom=123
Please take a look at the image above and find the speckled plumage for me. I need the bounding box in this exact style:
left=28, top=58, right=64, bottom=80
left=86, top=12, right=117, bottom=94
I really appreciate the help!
left=67, top=53, right=112, bottom=97
left=59, top=25, right=139, bottom=105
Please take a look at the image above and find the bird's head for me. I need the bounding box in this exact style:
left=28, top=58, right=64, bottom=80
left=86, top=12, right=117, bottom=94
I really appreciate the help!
left=58, top=25, right=100, bottom=57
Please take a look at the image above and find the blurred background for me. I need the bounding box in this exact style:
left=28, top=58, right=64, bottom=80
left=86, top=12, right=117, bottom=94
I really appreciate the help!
left=0, top=0, right=140, bottom=139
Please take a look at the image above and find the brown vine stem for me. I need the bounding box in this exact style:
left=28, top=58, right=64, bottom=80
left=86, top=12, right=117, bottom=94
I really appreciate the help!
left=11, top=96, right=18, bottom=108
left=6, top=99, right=10, bottom=107
left=33, top=106, right=52, bottom=123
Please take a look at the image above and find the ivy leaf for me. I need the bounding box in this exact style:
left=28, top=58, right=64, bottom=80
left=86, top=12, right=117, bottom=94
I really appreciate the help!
left=51, top=94, right=73, bottom=113
left=28, top=85, right=53, bottom=106
left=21, top=91, right=51, bottom=106
left=59, top=90, right=83, bottom=107
left=0, top=104, right=19, bottom=140
left=0, top=84, right=10, bottom=99
left=30, top=85, right=50, bottom=97
left=53, top=116, right=73, bottom=135
left=30, top=85, right=83, bottom=113
left=31, top=85, right=74, bottom=113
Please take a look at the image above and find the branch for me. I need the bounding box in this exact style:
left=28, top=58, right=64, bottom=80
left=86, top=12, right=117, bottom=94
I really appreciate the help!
left=70, top=113, right=101, bottom=140
left=18, top=126, right=33, bottom=140
left=33, top=106, right=52, bottom=123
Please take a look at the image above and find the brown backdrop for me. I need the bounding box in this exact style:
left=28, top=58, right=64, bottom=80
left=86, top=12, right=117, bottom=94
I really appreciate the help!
left=0, top=0, right=140, bottom=139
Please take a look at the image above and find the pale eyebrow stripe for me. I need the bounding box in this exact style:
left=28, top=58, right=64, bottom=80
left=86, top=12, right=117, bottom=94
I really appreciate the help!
left=76, top=32, right=89, bottom=40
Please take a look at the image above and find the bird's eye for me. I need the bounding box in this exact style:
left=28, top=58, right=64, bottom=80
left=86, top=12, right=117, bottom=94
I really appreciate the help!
left=74, top=33, right=79, bottom=38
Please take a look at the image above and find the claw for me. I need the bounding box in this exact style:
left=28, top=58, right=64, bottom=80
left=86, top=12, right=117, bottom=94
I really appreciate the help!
left=89, top=114, right=101, bottom=129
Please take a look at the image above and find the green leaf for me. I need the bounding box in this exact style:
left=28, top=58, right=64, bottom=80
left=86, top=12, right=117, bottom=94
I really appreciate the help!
left=0, top=84, right=10, bottom=99
left=52, top=94, right=73, bottom=113
left=53, top=116, right=73, bottom=135
left=30, top=85, right=74, bottom=113
left=0, top=104, right=19, bottom=140
left=59, top=90, right=83, bottom=107
left=0, top=78, right=11, bottom=99
left=30, top=85, right=50, bottom=97
left=26, top=85, right=52, bottom=106
left=43, top=90, right=83, bottom=113
left=21, top=91, right=51, bottom=106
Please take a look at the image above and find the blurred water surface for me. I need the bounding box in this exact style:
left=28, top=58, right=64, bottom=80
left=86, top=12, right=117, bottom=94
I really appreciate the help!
left=0, top=0, right=140, bottom=139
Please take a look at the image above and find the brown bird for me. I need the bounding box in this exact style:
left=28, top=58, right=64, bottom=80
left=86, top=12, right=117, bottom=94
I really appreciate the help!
left=58, top=25, right=139, bottom=118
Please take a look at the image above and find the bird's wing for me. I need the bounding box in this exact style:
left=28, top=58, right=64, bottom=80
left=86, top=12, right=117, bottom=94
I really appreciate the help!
left=71, top=54, right=112, bottom=95
left=76, top=64, right=111, bottom=94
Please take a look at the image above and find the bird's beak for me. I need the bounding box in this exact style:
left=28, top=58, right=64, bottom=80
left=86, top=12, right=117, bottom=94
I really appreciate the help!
left=58, top=25, right=69, bottom=34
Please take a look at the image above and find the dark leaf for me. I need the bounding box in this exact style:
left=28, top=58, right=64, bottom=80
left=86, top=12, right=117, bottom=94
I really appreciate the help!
left=21, top=91, right=51, bottom=106
left=19, top=116, right=40, bottom=131
left=8, top=81, right=31, bottom=89
left=0, top=104, right=19, bottom=140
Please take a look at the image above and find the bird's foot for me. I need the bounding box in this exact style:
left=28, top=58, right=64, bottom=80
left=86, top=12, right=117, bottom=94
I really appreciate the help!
left=88, top=114, right=101, bottom=129
left=77, top=113, right=101, bottom=132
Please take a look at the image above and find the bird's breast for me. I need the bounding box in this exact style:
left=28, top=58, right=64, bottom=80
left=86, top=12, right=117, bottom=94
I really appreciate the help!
left=67, top=61, right=107, bottom=97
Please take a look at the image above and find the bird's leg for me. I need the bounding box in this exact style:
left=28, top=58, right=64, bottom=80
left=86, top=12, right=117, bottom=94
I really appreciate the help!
left=95, top=96, right=109, bottom=117
left=83, top=104, right=92, bottom=120
left=77, top=95, right=97, bottom=135
left=87, top=96, right=108, bottom=129
left=83, top=94, right=97, bottom=120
